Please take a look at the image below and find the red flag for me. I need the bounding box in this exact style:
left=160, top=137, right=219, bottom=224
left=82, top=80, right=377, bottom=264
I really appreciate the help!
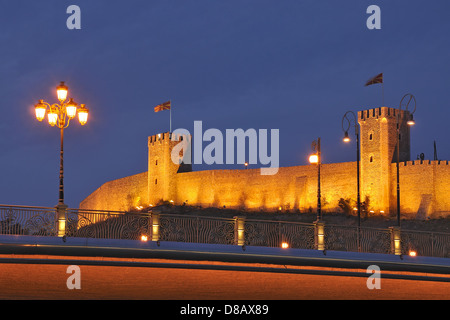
left=364, top=73, right=383, bottom=86
left=154, top=101, right=171, bottom=112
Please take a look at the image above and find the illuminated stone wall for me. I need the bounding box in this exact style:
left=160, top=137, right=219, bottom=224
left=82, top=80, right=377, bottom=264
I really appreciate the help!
left=79, top=160, right=450, bottom=218
left=79, top=171, right=148, bottom=212
left=80, top=107, right=450, bottom=218
left=172, top=162, right=358, bottom=212
left=390, top=160, right=450, bottom=218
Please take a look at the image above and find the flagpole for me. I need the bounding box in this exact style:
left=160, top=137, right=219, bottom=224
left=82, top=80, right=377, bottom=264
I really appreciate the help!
left=382, top=82, right=385, bottom=106
left=169, top=99, right=172, bottom=133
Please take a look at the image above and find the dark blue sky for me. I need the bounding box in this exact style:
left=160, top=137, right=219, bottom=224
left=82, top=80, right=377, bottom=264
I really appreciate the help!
left=1, top=1, right=449, bottom=208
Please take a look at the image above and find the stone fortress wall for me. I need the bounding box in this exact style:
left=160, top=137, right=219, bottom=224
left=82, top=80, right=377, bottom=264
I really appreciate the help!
left=80, top=107, right=450, bottom=218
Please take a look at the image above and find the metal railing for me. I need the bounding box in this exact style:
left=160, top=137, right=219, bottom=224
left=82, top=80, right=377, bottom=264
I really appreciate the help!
left=401, top=229, right=450, bottom=258
left=159, top=214, right=235, bottom=244
left=0, top=204, right=448, bottom=258
left=65, top=208, right=151, bottom=240
left=244, top=219, right=316, bottom=249
left=0, top=205, right=58, bottom=236
left=325, top=225, right=392, bottom=254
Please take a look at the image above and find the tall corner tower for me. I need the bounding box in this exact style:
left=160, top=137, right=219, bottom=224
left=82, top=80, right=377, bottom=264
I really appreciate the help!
left=148, top=132, right=192, bottom=206
left=358, top=107, right=411, bottom=213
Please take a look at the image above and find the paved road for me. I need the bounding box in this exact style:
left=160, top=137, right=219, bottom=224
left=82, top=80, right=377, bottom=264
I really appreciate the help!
left=0, top=255, right=448, bottom=300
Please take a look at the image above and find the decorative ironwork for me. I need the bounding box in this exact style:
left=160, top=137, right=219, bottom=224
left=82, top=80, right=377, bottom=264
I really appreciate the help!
left=325, top=225, right=358, bottom=252
left=325, top=225, right=391, bottom=254
left=159, top=214, right=235, bottom=244
left=66, top=209, right=151, bottom=240
left=245, top=219, right=315, bottom=249
left=0, top=205, right=449, bottom=259
left=0, top=205, right=57, bottom=236
left=401, top=230, right=450, bottom=258
left=359, top=227, right=391, bottom=254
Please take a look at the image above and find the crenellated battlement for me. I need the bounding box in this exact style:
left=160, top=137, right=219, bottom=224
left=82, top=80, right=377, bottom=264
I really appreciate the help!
left=148, top=132, right=171, bottom=144
left=397, top=160, right=450, bottom=167
left=358, top=106, right=411, bottom=121
left=148, top=132, right=190, bottom=145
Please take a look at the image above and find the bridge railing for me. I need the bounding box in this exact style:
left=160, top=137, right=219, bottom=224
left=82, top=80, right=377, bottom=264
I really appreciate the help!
left=0, top=204, right=448, bottom=258
left=0, top=204, right=58, bottom=236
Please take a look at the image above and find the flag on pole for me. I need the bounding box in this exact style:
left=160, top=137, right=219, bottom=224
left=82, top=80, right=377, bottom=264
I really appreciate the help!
left=154, top=101, right=171, bottom=112
left=364, top=73, right=383, bottom=86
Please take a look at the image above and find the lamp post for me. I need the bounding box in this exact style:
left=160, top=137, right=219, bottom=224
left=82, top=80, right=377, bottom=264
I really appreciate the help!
left=309, top=138, right=321, bottom=221
left=342, top=111, right=361, bottom=251
left=396, top=94, right=416, bottom=227
left=34, top=82, right=89, bottom=236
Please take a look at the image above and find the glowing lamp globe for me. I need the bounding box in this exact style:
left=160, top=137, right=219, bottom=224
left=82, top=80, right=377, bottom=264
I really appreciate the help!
left=407, top=115, right=415, bottom=126
left=35, top=100, right=46, bottom=121
left=343, top=131, right=351, bottom=143
left=65, top=98, right=78, bottom=119
left=56, top=81, right=68, bottom=102
left=48, top=111, right=58, bottom=126
left=309, top=154, right=319, bottom=164
left=77, top=104, right=89, bottom=125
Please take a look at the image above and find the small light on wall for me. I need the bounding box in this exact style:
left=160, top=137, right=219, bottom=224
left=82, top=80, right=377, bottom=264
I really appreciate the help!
left=140, top=235, right=148, bottom=242
left=281, top=242, right=289, bottom=249
left=409, top=250, right=417, bottom=257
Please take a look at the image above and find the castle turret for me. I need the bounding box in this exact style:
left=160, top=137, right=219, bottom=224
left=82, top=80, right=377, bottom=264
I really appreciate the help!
left=148, top=132, right=192, bottom=205
left=358, top=107, right=412, bottom=213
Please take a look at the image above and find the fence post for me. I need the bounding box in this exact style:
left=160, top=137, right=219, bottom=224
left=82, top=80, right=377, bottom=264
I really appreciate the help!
left=389, top=226, right=401, bottom=255
left=151, top=213, right=160, bottom=242
left=234, top=216, right=245, bottom=246
left=314, top=220, right=325, bottom=251
left=56, top=204, right=67, bottom=237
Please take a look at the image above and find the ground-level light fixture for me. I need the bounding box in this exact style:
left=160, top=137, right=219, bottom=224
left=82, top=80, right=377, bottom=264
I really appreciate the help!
left=409, top=250, right=417, bottom=257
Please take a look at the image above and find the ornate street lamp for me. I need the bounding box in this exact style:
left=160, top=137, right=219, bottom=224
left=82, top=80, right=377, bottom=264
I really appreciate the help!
left=342, top=111, right=361, bottom=251
left=34, top=81, right=89, bottom=236
left=396, top=94, right=416, bottom=227
left=309, top=138, right=321, bottom=221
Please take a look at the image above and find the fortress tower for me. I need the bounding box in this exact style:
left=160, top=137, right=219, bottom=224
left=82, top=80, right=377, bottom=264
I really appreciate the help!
left=358, top=107, right=412, bottom=213
left=148, top=132, right=192, bottom=205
